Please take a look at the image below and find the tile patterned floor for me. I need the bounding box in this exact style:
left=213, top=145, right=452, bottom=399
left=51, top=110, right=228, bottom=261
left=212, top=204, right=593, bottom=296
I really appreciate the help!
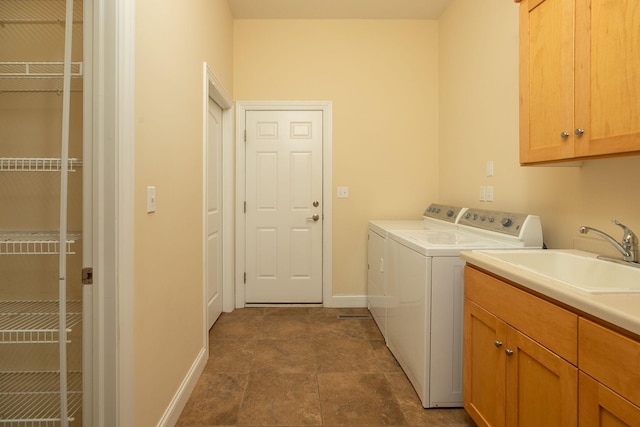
left=176, top=307, right=477, bottom=427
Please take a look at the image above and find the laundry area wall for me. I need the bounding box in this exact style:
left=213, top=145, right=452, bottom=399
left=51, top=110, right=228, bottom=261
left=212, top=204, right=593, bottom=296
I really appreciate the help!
left=133, top=0, right=233, bottom=425
left=234, top=19, right=440, bottom=296
left=438, top=0, right=640, bottom=254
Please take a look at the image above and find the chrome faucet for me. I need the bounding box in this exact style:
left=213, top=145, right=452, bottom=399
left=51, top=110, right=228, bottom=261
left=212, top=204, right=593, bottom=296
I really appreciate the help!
left=579, top=219, right=639, bottom=263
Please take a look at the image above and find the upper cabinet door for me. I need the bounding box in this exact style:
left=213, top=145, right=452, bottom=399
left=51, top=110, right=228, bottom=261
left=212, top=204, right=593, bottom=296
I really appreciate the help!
left=519, top=0, right=640, bottom=164
left=574, top=0, right=640, bottom=158
left=520, top=0, right=576, bottom=164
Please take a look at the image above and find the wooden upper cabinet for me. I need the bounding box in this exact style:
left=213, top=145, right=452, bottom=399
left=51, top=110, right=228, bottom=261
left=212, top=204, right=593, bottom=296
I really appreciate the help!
left=520, top=0, right=576, bottom=164
left=519, top=0, right=640, bottom=164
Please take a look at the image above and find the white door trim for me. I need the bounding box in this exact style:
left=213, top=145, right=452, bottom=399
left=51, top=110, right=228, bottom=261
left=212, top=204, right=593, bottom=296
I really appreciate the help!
left=235, top=101, right=333, bottom=307
left=93, top=0, right=136, bottom=425
left=202, top=63, right=234, bottom=323
left=114, top=0, right=135, bottom=425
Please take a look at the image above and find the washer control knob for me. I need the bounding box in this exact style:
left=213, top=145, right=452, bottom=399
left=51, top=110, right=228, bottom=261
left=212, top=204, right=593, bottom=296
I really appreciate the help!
left=488, top=217, right=495, bottom=223
left=501, top=218, right=513, bottom=228
left=447, top=209, right=455, bottom=217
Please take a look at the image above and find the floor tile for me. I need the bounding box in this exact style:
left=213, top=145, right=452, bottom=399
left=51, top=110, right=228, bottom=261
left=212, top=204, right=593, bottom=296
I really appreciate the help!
left=369, top=340, right=403, bottom=373
left=237, top=372, right=322, bottom=426
left=314, top=339, right=381, bottom=373
left=309, top=316, right=369, bottom=340
left=308, top=307, right=371, bottom=316
left=318, top=372, right=407, bottom=426
left=385, top=372, right=472, bottom=427
left=259, top=315, right=312, bottom=340
left=251, top=339, right=317, bottom=373
left=262, top=306, right=311, bottom=316
left=179, top=308, right=477, bottom=426
left=204, top=339, right=256, bottom=374
left=176, top=372, right=248, bottom=426
left=210, top=315, right=264, bottom=340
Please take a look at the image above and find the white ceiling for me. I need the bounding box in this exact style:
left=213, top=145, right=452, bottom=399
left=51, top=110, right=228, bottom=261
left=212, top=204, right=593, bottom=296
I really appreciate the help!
left=227, top=0, right=455, bottom=19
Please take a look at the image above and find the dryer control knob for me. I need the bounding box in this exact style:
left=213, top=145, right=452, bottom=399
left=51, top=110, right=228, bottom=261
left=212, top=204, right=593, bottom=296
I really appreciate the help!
left=501, top=218, right=513, bottom=228
left=447, top=209, right=454, bottom=217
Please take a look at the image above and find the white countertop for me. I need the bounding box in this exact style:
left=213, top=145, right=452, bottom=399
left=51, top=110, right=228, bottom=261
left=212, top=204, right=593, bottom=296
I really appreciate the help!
left=460, top=249, right=640, bottom=337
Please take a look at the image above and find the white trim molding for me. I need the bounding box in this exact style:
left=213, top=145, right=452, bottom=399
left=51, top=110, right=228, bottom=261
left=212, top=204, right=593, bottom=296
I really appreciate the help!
left=235, top=101, right=333, bottom=307
left=203, top=64, right=235, bottom=314
left=115, top=0, right=136, bottom=425
left=91, top=0, right=135, bottom=425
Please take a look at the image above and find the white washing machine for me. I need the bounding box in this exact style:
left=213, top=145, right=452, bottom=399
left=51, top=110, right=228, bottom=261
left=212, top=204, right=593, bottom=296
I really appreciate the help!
left=385, top=208, right=543, bottom=408
left=367, top=204, right=466, bottom=342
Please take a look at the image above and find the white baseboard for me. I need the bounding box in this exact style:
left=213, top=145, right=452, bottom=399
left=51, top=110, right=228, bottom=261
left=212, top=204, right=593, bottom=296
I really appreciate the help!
left=156, top=345, right=208, bottom=427
left=325, top=295, right=368, bottom=308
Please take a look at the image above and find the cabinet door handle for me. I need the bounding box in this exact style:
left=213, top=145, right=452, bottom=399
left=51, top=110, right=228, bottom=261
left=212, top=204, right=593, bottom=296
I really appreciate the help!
left=575, top=128, right=585, bottom=136
left=560, top=131, right=570, bottom=139
left=494, top=340, right=503, bottom=348
left=505, top=348, right=514, bottom=357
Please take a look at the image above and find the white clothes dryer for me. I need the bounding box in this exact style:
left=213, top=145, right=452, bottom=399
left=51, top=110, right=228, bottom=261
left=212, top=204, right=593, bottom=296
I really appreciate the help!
left=385, top=209, right=543, bottom=408
left=367, top=204, right=466, bottom=342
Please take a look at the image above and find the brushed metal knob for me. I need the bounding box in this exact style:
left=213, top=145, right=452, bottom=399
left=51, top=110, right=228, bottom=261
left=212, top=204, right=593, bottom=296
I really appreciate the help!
left=494, top=340, right=503, bottom=348
left=560, top=131, right=570, bottom=139
left=505, top=349, right=514, bottom=356
left=575, top=128, right=585, bottom=136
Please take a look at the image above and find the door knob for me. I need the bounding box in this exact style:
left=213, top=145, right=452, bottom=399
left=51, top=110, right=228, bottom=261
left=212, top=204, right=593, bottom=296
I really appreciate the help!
left=307, top=214, right=320, bottom=222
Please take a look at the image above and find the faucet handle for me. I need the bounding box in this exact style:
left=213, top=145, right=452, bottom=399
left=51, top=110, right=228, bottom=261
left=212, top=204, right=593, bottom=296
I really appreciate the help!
left=612, top=219, right=638, bottom=244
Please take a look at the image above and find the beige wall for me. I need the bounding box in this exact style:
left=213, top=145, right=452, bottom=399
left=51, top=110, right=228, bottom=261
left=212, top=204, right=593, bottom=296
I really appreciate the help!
left=134, top=0, right=233, bottom=425
left=439, top=0, right=640, bottom=254
left=234, top=20, right=440, bottom=295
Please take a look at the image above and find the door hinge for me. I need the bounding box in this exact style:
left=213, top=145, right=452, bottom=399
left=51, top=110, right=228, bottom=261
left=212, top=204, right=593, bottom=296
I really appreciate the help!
left=244, top=201, right=246, bottom=213
left=244, top=272, right=246, bottom=284
left=244, top=130, right=247, bottom=142
left=82, top=267, right=93, bottom=285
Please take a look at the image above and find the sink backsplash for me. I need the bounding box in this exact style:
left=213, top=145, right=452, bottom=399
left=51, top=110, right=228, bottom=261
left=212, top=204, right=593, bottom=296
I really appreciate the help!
left=573, top=235, right=623, bottom=260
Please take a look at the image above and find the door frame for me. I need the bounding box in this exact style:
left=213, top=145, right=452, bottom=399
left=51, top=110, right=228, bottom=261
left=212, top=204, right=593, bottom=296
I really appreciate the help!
left=235, top=101, right=333, bottom=307
left=202, top=63, right=234, bottom=325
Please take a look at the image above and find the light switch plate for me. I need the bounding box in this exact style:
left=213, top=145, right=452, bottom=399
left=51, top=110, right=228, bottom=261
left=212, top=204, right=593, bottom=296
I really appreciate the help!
left=486, top=160, right=494, bottom=177
left=337, top=186, right=349, bottom=199
left=147, top=186, right=156, bottom=213
left=486, top=185, right=494, bottom=202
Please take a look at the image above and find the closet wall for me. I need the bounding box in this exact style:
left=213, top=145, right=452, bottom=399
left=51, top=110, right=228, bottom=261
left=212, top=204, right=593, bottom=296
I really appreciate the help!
left=0, top=0, right=84, bottom=425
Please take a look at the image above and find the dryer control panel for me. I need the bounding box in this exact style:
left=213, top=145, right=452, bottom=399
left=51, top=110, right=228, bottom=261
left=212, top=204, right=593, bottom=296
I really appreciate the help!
left=458, top=208, right=532, bottom=237
left=422, top=204, right=465, bottom=224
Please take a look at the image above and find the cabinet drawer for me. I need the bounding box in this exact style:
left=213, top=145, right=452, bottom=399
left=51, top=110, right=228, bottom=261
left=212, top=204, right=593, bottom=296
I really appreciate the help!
left=579, top=318, right=640, bottom=407
left=465, top=266, right=578, bottom=364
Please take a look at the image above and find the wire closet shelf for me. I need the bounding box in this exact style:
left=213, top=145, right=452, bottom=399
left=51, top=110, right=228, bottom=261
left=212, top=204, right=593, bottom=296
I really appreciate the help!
left=0, top=0, right=82, bottom=425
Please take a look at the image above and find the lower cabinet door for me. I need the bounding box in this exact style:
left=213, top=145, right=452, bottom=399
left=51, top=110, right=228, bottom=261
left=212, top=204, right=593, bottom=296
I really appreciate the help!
left=505, top=327, right=578, bottom=427
left=579, top=372, right=640, bottom=427
left=463, top=300, right=506, bottom=427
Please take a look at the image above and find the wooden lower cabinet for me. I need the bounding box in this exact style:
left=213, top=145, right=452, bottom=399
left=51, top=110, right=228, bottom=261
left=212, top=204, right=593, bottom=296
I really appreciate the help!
left=464, top=265, right=640, bottom=427
left=464, top=299, right=578, bottom=427
left=505, top=326, right=578, bottom=427
left=579, top=372, right=640, bottom=427
left=464, top=301, right=505, bottom=427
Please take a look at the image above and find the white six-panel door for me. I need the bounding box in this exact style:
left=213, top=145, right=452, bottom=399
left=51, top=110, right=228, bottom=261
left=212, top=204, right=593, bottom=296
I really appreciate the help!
left=245, top=110, right=323, bottom=303
left=206, top=98, right=223, bottom=327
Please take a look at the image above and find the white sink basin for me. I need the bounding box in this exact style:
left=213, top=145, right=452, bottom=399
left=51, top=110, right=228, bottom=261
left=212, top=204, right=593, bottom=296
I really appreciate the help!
left=477, top=250, right=640, bottom=294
